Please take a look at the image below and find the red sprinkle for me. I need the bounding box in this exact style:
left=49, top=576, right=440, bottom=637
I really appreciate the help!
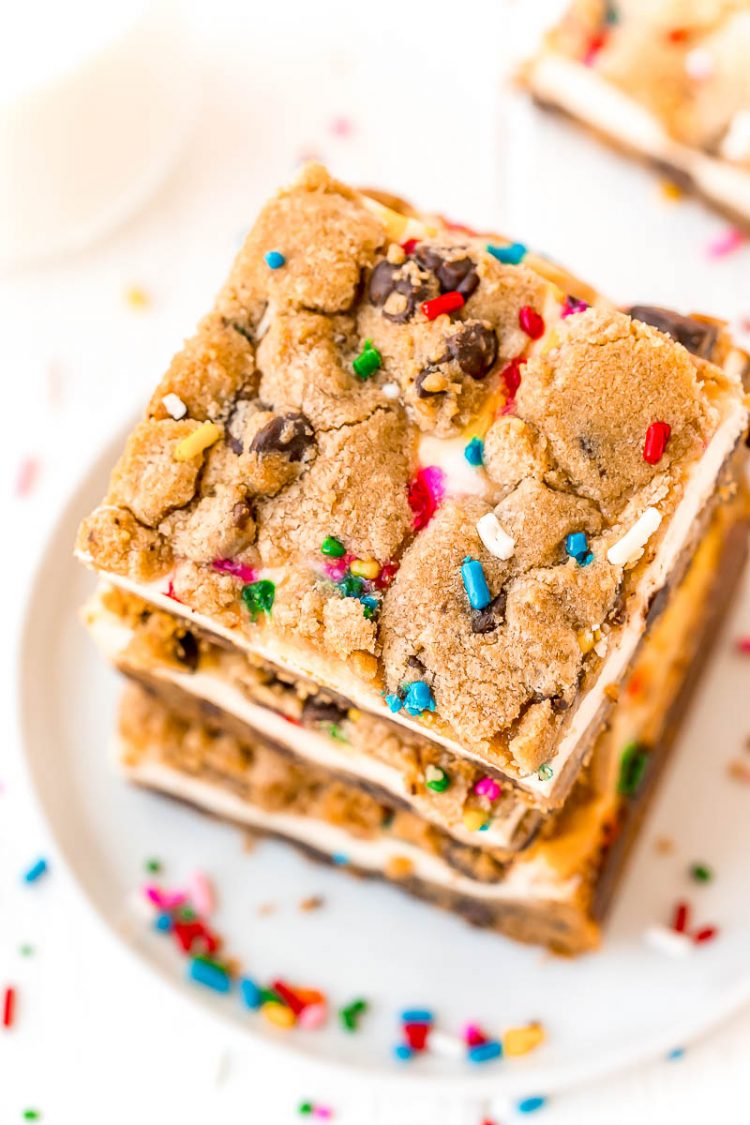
left=672, top=900, right=691, bottom=933
left=583, top=31, right=608, bottom=65
left=15, top=457, right=39, bottom=497
left=407, top=467, right=445, bottom=531
left=519, top=305, right=545, bottom=339
left=643, top=421, right=672, bottom=464
left=736, top=637, right=750, bottom=654
left=501, top=356, right=526, bottom=400
left=374, top=560, right=399, bottom=589
left=271, top=979, right=307, bottom=1015
left=165, top=578, right=184, bottom=604
left=3, top=987, right=15, bottom=1029
left=401, top=238, right=418, bottom=255
left=694, top=926, right=719, bottom=944
left=421, top=291, right=465, bottom=320
left=667, top=27, right=690, bottom=42
left=403, top=1022, right=431, bottom=1051
left=173, top=918, right=220, bottom=955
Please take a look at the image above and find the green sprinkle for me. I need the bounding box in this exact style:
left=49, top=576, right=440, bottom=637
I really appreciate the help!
left=537, top=763, right=554, bottom=781
left=177, top=905, right=196, bottom=921
left=425, top=765, right=450, bottom=793
left=321, top=535, right=346, bottom=558
left=326, top=723, right=349, bottom=743
left=259, top=986, right=283, bottom=1005
left=23, top=1112, right=41, bottom=1121
left=298, top=1104, right=314, bottom=1116
left=339, top=574, right=364, bottom=598
left=617, top=741, right=649, bottom=797
left=690, top=862, right=713, bottom=883
left=241, top=579, right=275, bottom=619
left=144, top=858, right=162, bottom=874
left=19, top=944, right=34, bottom=957
left=339, top=997, right=368, bottom=1031
left=353, top=339, right=383, bottom=380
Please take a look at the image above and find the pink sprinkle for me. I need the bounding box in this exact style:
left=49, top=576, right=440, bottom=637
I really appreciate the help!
left=188, top=871, right=215, bottom=917
left=212, top=558, right=257, bottom=583
left=144, top=884, right=187, bottom=910
left=707, top=227, right=745, bottom=260
left=407, top=466, right=445, bottom=531
left=474, top=777, right=501, bottom=801
left=298, top=1002, right=328, bottom=1030
left=165, top=578, right=183, bottom=604
left=561, top=295, right=589, bottom=318
left=330, top=116, right=353, bottom=138
left=462, top=1022, right=487, bottom=1047
left=15, top=457, right=39, bottom=497
left=313, top=1107, right=333, bottom=1120
left=324, top=553, right=353, bottom=582
left=736, top=637, right=750, bottom=654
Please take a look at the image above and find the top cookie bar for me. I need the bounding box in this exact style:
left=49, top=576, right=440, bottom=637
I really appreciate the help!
left=522, top=0, right=750, bottom=226
left=76, top=164, right=748, bottom=797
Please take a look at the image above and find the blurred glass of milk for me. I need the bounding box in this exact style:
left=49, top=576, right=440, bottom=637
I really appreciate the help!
left=0, top=0, right=197, bottom=266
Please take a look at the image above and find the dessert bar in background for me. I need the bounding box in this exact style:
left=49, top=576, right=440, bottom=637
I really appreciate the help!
left=521, top=0, right=750, bottom=227
left=77, top=164, right=749, bottom=951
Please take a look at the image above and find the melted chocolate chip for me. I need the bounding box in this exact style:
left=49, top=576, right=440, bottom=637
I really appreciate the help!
left=447, top=323, right=497, bottom=379
left=174, top=630, right=200, bottom=672
left=301, top=696, right=349, bottom=726
left=368, top=262, right=427, bottom=323
left=414, top=365, right=447, bottom=398
left=415, top=247, right=479, bottom=298
left=249, top=413, right=315, bottom=461
left=627, top=305, right=718, bottom=359
left=231, top=500, right=253, bottom=529
left=471, top=590, right=507, bottom=634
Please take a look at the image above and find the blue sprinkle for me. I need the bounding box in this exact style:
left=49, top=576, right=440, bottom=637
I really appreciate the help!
left=486, top=241, right=527, bottom=265
left=188, top=958, right=231, bottom=993
left=565, top=532, right=589, bottom=561
left=332, top=852, right=350, bottom=866
left=517, top=1096, right=547, bottom=1114
left=264, top=250, right=286, bottom=269
left=399, top=1008, right=434, bottom=1024
left=667, top=1046, right=686, bottom=1060
left=467, top=1039, right=503, bottom=1064
left=402, top=680, right=436, bottom=717
left=240, top=976, right=262, bottom=1010
left=23, top=858, right=48, bottom=884
left=385, top=693, right=404, bottom=713
left=478, top=822, right=489, bottom=831
left=460, top=556, right=491, bottom=610
left=393, top=1043, right=414, bottom=1061
left=579, top=550, right=594, bottom=567
left=154, top=912, right=173, bottom=933
left=464, top=437, right=484, bottom=467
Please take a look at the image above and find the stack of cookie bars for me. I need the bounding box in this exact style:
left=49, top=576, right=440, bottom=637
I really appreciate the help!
left=77, top=165, right=749, bottom=954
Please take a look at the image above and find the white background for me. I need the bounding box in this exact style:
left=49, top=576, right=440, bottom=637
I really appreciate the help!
left=3, top=1, right=750, bottom=1121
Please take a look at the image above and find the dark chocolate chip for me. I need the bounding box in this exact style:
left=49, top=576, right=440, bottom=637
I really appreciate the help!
left=645, top=583, right=671, bottom=627
left=368, top=261, right=428, bottom=323
left=174, top=630, right=200, bottom=672
left=414, top=246, right=444, bottom=273
left=414, top=365, right=447, bottom=398
left=549, top=695, right=570, bottom=714
left=436, top=256, right=479, bottom=298
left=447, top=323, right=498, bottom=379
left=249, top=412, right=315, bottom=461
left=471, top=590, right=507, bottom=634
left=369, top=261, right=399, bottom=305
left=301, top=696, right=349, bottom=726
left=231, top=500, right=253, bottom=529
left=627, top=305, right=718, bottom=359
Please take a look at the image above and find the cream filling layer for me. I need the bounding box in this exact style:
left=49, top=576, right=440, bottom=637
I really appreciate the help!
left=527, top=54, right=750, bottom=217
left=88, top=601, right=529, bottom=850
left=122, top=752, right=577, bottom=904
left=76, top=389, right=746, bottom=805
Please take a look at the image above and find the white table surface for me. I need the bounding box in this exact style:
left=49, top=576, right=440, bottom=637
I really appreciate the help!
left=3, top=1, right=750, bottom=1121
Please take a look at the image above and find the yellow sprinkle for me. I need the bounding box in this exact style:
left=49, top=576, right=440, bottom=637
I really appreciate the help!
left=549, top=283, right=566, bottom=304
left=577, top=630, right=595, bottom=655
left=261, top=1001, right=296, bottom=1029
left=540, top=327, right=559, bottom=355
left=350, top=559, right=380, bottom=580
left=174, top=421, right=221, bottom=462
left=659, top=179, right=683, bottom=202
left=503, top=1022, right=545, bottom=1057
left=462, top=808, right=488, bottom=832
left=347, top=708, right=362, bottom=722
left=124, top=285, right=150, bottom=309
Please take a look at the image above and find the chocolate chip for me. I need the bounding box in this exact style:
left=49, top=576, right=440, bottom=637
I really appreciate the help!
left=414, top=365, right=447, bottom=398
left=549, top=695, right=570, bottom=714
left=415, top=247, right=479, bottom=298
left=249, top=413, right=315, bottom=461
left=369, top=262, right=427, bottom=323
left=406, top=654, right=427, bottom=674
left=627, top=305, right=718, bottom=359
left=231, top=500, right=253, bottom=529
left=174, top=630, right=200, bottom=672
left=471, top=590, right=507, bottom=633
left=447, top=323, right=497, bottom=379
left=301, top=696, right=349, bottom=726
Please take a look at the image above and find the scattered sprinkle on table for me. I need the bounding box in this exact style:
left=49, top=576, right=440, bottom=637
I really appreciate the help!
left=22, top=859, right=48, bottom=884
left=144, top=858, right=162, bottom=874
left=667, top=1046, right=686, bottom=1060
left=124, top=285, right=150, bottom=309
left=517, top=1096, right=547, bottom=1115
left=22, top=1111, right=41, bottom=1121
left=264, top=250, right=286, bottom=269
left=339, top=998, right=368, bottom=1031
left=690, top=862, right=713, bottom=883
left=659, top=179, right=683, bottom=202
left=15, top=457, right=39, bottom=498
left=3, top=986, right=16, bottom=1029
left=298, top=1102, right=333, bottom=1119
left=706, top=227, right=745, bottom=260
left=299, top=895, right=324, bottom=912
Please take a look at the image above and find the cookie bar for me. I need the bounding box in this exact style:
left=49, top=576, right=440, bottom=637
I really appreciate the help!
left=76, top=164, right=748, bottom=812
left=84, top=584, right=542, bottom=854
left=117, top=491, right=748, bottom=954
left=521, top=0, right=750, bottom=227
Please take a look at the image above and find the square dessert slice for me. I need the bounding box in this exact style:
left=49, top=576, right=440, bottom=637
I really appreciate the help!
left=76, top=164, right=748, bottom=810
left=521, top=0, right=750, bottom=227
left=117, top=488, right=749, bottom=954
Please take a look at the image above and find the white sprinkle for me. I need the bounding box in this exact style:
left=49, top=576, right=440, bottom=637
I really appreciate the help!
left=187, top=870, right=215, bottom=916
left=644, top=924, right=694, bottom=958
left=381, top=382, right=401, bottom=400
left=594, top=637, right=608, bottom=658
left=606, top=507, right=662, bottom=567
left=476, top=511, right=515, bottom=560
left=722, top=109, right=750, bottom=164
left=429, top=1029, right=465, bottom=1059
left=162, top=392, right=187, bottom=420
left=685, top=47, right=714, bottom=81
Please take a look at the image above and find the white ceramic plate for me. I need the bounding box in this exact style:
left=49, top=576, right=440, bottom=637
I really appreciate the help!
left=15, top=425, right=750, bottom=1101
